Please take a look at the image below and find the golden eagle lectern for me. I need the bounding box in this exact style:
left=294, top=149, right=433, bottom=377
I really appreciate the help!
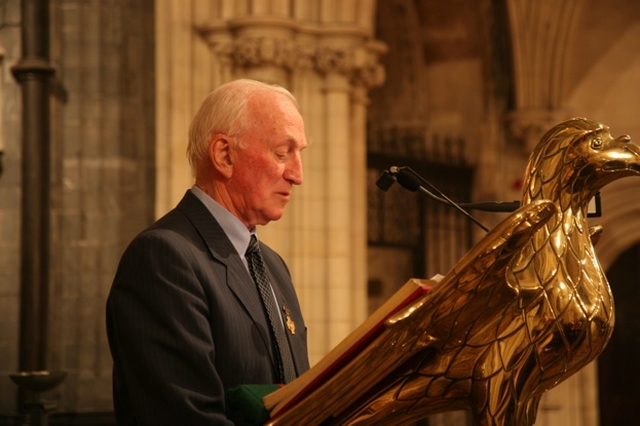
left=265, top=118, right=640, bottom=426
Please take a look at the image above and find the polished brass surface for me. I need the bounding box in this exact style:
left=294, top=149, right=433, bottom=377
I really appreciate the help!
left=267, top=118, right=640, bottom=426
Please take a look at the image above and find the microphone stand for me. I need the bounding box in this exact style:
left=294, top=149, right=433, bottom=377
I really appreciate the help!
left=377, top=166, right=512, bottom=233
left=397, top=167, right=490, bottom=232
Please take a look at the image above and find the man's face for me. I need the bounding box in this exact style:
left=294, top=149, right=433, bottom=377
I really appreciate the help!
left=227, top=95, right=307, bottom=228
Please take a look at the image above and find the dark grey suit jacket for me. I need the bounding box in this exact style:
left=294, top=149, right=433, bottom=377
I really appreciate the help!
left=106, top=191, right=309, bottom=425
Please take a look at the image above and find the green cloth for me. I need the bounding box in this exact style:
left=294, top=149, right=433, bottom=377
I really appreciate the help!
left=226, top=384, right=280, bottom=426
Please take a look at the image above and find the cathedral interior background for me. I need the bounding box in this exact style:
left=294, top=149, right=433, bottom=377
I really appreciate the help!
left=0, top=0, right=638, bottom=424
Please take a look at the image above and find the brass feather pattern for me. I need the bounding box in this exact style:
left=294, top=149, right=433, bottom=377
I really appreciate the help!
left=267, top=118, right=640, bottom=426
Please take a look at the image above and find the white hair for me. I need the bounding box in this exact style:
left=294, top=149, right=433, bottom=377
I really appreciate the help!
left=186, top=79, right=298, bottom=176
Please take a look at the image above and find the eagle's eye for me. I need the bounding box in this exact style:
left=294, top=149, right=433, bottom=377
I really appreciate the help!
left=591, top=137, right=603, bottom=150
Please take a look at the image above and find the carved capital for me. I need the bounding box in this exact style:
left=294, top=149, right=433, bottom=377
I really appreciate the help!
left=314, top=45, right=352, bottom=75
left=232, top=36, right=296, bottom=69
left=314, top=43, right=386, bottom=89
left=211, top=41, right=234, bottom=66
left=348, top=42, right=386, bottom=88
left=197, top=23, right=386, bottom=89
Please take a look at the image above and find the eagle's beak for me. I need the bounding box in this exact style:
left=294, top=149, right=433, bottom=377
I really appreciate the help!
left=602, top=136, right=640, bottom=175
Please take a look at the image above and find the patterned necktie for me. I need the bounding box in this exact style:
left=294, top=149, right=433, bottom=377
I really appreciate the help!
left=245, top=235, right=297, bottom=383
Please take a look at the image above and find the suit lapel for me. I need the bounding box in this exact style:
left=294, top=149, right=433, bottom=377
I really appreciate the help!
left=175, top=191, right=274, bottom=359
left=176, top=190, right=309, bottom=374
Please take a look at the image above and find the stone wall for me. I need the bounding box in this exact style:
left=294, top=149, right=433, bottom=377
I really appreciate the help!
left=0, top=0, right=155, bottom=417
left=0, top=0, right=25, bottom=414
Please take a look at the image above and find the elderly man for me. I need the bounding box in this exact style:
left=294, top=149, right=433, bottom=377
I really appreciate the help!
left=107, top=79, right=310, bottom=425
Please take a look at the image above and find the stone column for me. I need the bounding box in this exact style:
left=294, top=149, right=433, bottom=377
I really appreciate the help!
left=322, top=71, right=354, bottom=349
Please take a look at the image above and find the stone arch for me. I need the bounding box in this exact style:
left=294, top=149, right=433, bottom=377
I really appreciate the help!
left=566, top=20, right=640, bottom=270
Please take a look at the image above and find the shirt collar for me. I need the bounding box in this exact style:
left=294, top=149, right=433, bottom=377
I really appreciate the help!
left=190, top=185, right=255, bottom=257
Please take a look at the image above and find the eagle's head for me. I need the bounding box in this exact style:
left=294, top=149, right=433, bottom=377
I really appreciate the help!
left=522, top=118, right=640, bottom=209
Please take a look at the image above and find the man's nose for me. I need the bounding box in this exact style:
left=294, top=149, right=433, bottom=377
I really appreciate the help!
left=284, top=154, right=303, bottom=185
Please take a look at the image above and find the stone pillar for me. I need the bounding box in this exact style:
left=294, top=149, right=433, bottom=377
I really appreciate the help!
left=348, top=85, right=370, bottom=346
left=322, top=72, right=353, bottom=348
left=505, top=0, right=585, bottom=152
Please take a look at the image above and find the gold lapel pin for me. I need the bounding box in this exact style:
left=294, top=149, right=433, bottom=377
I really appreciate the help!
left=282, top=306, right=296, bottom=335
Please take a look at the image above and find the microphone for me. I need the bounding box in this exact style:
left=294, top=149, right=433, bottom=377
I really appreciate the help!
left=375, top=169, right=397, bottom=192
left=395, top=168, right=421, bottom=191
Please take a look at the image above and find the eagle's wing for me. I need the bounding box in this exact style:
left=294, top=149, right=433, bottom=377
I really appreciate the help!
left=387, top=199, right=557, bottom=350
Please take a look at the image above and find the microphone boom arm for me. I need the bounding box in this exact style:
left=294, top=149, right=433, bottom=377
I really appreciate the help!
left=413, top=177, right=490, bottom=233
left=381, top=166, right=496, bottom=233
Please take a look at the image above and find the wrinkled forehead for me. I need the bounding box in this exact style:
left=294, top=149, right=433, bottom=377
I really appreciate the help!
left=246, top=92, right=299, bottom=124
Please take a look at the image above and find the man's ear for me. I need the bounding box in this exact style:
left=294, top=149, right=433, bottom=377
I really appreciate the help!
left=208, top=134, right=233, bottom=178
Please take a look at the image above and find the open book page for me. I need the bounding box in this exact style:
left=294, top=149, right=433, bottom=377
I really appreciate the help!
left=264, top=275, right=443, bottom=418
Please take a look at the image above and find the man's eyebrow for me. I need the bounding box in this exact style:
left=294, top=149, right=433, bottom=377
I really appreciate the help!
left=283, top=138, right=307, bottom=148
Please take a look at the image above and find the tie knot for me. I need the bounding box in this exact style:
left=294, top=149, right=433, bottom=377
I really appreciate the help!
left=246, top=234, right=260, bottom=257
